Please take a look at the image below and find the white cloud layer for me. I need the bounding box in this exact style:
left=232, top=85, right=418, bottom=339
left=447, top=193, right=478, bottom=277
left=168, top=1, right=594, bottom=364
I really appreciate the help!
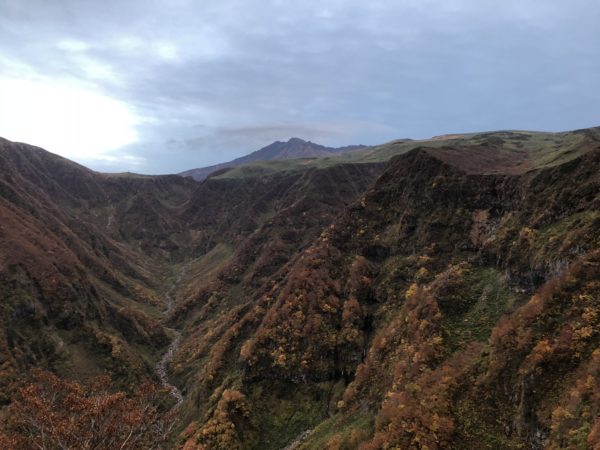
left=0, top=77, right=139, bottom=162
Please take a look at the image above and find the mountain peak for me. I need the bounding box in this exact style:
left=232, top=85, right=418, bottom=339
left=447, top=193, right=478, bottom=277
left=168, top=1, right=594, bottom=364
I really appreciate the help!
left=286, top=137, right=308, bottom=144
left=180, top=138, right=365, bottom=181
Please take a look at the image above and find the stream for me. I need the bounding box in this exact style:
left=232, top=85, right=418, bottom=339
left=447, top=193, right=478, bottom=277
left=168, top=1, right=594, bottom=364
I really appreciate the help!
left=155, top=267, right=187, bottom=408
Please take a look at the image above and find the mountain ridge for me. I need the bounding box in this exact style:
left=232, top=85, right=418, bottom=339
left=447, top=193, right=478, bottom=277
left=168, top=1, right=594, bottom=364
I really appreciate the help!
left=179, top=137, right=368, bottom=181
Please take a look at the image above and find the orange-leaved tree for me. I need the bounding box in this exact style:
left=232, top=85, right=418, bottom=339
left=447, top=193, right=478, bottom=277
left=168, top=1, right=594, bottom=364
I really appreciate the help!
left=0, top=369, right=174, bottom=450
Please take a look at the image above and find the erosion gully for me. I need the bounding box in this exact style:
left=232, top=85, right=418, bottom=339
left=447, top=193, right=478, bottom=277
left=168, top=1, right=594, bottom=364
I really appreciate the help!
left=155, top=266, right=188, bottom=408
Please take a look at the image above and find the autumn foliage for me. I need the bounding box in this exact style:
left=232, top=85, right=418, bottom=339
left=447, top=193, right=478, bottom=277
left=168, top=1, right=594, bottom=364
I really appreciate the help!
left=193, top=389, right=255, bottom=450
left=343, top=283, right=462, bottom=449
left=482, top=251, right=600, bottom=448
left=0, top=370, right=173, bottom=450
left=240, top=240, right=349, bottom=381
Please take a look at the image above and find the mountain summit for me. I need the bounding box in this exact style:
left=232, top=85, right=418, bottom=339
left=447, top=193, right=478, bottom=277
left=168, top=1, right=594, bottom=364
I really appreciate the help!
left=179, top=138, right=367, bottom=181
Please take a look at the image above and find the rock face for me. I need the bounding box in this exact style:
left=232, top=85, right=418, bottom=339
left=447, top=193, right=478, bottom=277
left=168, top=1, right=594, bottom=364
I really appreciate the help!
left=0, top=128, right=599, bottom=450
left=179, top=137, right=367, bottom=181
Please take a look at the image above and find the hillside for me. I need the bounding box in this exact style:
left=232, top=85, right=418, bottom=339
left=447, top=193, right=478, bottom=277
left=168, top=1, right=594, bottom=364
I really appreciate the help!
left=171, top=128, right=600, bottom=449
left=179, top=137, right=367, bottom=181
left=0, top=137, right=198, bottom=396
left=0, top=127, right=599, bottom=449
left=209, top=127, right=600, bottom=181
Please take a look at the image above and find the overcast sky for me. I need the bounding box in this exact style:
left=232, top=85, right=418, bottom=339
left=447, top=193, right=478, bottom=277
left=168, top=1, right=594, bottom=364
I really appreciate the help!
left=0, top=0, right=599, bottom=174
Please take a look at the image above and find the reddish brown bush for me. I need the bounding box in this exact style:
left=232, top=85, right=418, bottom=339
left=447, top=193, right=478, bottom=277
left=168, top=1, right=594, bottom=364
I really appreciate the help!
left=0, top=370, right=173, bottom=450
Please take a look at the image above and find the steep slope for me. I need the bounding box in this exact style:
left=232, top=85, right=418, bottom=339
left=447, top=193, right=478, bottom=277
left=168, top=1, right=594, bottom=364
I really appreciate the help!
left=179, top=137, right=367, bottom=181
left=0, top=138, right=197, bottom=400
left=173, top=130, right=600, bottom=449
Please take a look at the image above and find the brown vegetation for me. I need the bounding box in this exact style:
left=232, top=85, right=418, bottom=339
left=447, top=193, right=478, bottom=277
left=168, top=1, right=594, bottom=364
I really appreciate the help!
left=0, top=370, right=173, bottom=449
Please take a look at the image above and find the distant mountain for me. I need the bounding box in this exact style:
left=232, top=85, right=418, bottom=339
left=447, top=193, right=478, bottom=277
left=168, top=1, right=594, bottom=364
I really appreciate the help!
left=179, top=137, right=367, bottom=181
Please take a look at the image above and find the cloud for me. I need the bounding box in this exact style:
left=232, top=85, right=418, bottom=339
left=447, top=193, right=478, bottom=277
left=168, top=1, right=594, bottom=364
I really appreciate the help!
left=56, top=39, right=90, bottom=52
left=0, top=77, right=139, bottom=160
left=0, top=0, right=599, bottom=173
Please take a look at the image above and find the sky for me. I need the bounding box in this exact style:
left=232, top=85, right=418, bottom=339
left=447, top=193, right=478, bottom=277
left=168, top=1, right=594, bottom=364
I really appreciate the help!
left=0, top=0, right=599, bottom=174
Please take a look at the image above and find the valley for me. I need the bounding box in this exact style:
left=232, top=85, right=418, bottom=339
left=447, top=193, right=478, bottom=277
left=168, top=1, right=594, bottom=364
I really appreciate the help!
left=0, top=127, right=599, bottom=449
